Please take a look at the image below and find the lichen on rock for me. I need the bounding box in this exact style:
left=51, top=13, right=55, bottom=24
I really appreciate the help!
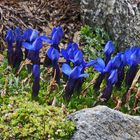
left=81, top=0, right=140, bottom=50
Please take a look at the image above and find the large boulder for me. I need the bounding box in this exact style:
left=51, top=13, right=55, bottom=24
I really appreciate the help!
left=69, top=106, right=140, bottom=140
left=81, top=0, right=140, bottom=50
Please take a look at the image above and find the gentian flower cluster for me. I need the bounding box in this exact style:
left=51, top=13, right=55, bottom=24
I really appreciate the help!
left=93, top=41, right=115, bottom=90
left=61, top=43, right=96, bottom=100
left=93, top=43, right=140, bottom=102
left=6, top=27, right=23, bottom=69
left=5, top=27, right=140, bottom=103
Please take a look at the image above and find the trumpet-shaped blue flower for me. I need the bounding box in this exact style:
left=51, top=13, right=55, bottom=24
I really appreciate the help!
left=124, top=48, right=139, bottom=87
left=23, top=28, right=39, bottom=43
left=104, top=41, right=115, bottom=63
left=108, top=69, right=118, bottom=84
left=94, top=58, right=105, bottom=73
left=62, top=64, right=89, bottom=79
left=114, top=53, right=126, bottom=88
left=62, top=64, right=89, bottom=100
left=41, top=26, right=64, bottom=50
left=42, top=27, right=64, bottom=67
left=47, top=47, right=59, bottom=63
left=93, top=58, right=106, bottom=90
left=23, top=28, right=39, bottom=59
left=5, top=28, right=15, bottom=65
left=125, top=48, right=140, bottom=66
left=47, top=47, right=60, bottom=83
left=100, top=69, right=118, bottom=102
left=22, top=37, right=43, bottom=73
left=104, top=54, right=122, bottom=72
left=13, top=27, right=23, bottom=69
left=61, top=43, right=83, bottom=65
left=32, top=64, right=40, bottom=99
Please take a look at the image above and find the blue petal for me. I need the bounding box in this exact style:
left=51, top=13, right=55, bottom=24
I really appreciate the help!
left=33, top=64, right=40, bottom=78
left=79, top=73, right=89, bottom=78
left=23, top=28, right=33, bottom=42
left=47, top=47, right=59, bottom=61
left=22, top=42, right=33, bottom=50
left=62, top=64, right=72, bottom=76
left=51, top=27, right=64, bottom=38
left=14, top=27, right=22, bottom=39
left=86, top=60, right=96, bottom=67
left=127, top=50, right=139, bottom=66
left=47, top=47, right=53, bottom=58
left=67, top=43, right=78, bottom=52
left=111, top=55, right=122, bottom=68
left=52, top=31, right=60, bottom=45
left=51, top=27, right=57, bottom=37
left=40, top=35, right=53, bottom=44
left=74, top=50, right=83, bottom=65
left=61, top=49, right=69, bottom=60
left=30, top=30, right=39, bottom=42
left=104, top=41, right=115, bottom=56
left=120, top=53, right=127, bottom=66
left=108, top=69, right=118, bottom=84
left=94, top=58, right=105, bottom=73
left=70, top=66, right=81, bottom=79
left=32, top=38, right=43, bottom=51
left=104, top=60, right=113, bottom=72
left=51, top=27, right=64, bottom=45
left=50, top=48, right=59, bottom=61
left=5, top=28, right=15, bottom=44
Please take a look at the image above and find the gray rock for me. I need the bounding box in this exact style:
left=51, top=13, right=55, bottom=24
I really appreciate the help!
left=69, top=106, right=140, bottom=140
left=81, top=0, right=140, bottom=50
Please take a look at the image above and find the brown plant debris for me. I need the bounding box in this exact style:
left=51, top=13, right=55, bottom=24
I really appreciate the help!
left=0, top=0, right=81, bottom=51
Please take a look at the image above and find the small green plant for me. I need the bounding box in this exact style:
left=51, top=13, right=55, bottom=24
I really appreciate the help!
left=0, top=95, right=75, bottom=139
left=80, top=25, right=109, bottom=60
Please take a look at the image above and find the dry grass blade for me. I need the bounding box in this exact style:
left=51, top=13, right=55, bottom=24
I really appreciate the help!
left=125, top=69, right=140, bottom=103
left=1, top=79, right=8, bottom=97
left=133, top=88, right=140, bottom=112
left=81, top=73, right=100, bottom=97
left=114, top=97, right=122, bottom=111
left=16, top=59, right=31, bottom=76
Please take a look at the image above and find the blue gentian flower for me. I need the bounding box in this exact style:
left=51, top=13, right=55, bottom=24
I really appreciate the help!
left=41, top=26, right=64, bottom=51
left=32, top=64, right=40, bottom=99
left=61, top=43, right=82, bottom=65
left=69, top=50, right=83, bottom=66
left=47, top=47, right=60, bottom=83
left=93, top=58, right=106, bottom=90
left=100, top=69, right=118, bottom=102
left=42, top=27, right=64, bottom=67
left=13, top=27, right=23, bottom=69
left=62, top=64, right=89, bottom=100
left=23, top=37, right=43, bottom=72
left=115, top=53, right=126, bottom=88
left=23, top=28, right=39, bottom=43
left=104, top=41, right=115, bottom=64
left=5, top=28, right=15, bottom=66
left=94, top=58, right=106, bottom=73
left=23, top=37, right=43, bottom=63
left=23, top=28, right=39, bottom=58
left=122, top=47, right=140, bottom=104
left=104, top=54, right=122, bottom=72
left=124, top=48, right=139, bottom=87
